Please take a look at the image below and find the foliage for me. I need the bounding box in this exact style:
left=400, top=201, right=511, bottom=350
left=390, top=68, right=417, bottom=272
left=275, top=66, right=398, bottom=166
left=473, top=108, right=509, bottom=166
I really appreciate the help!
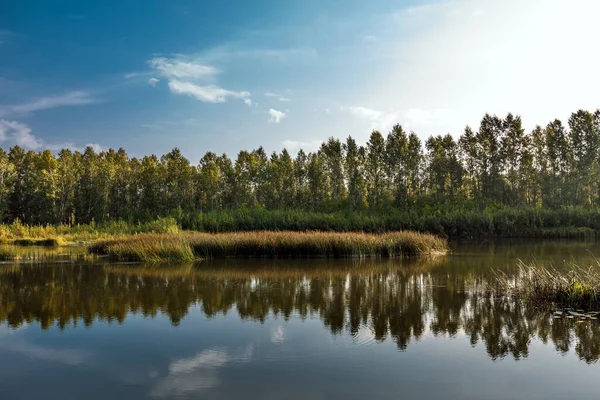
left=0, top=110, right=599, bottom=225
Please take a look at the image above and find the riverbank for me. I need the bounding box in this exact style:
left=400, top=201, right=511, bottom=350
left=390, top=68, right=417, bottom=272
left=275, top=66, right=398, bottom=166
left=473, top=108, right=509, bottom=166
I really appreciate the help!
left=176, top=208, right=600, bottom=239
left=89, top=231, right=447, bottom=262
left=0, top=218, right=180, bottom=246
left=2, top=208, right=600, bottom=245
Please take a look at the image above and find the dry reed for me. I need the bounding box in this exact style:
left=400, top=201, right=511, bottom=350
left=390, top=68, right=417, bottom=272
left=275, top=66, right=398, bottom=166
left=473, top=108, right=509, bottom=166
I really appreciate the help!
left=91, top=231, right=447, bottom=262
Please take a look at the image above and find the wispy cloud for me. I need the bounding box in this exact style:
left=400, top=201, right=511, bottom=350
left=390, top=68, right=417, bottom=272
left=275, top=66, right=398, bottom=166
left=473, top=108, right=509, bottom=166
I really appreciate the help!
left=281, top=139, right=322, bottom=153
left=199, top=45, right=317, bottom=63
left=268, top=108, right=286, bottom=123
left=0, top=119, right=101, bottom=152
left=149, top=57, right=218, bottom=80
left=0, top=339, right=89, bottom=366
left=150, top=56, right=251, bottom=105
left=168, top=80, right=250, bottom=103
left=124, top=72, right=145, bottom=79
left=0, top=91, right=98, bottom=117
left=151, top=346, right=253, bottom=398
left=148, top=77, right=160, bottom=86
left=265, top=92, right=291, bottom=102
left=345, top=106, right=398, bottom=131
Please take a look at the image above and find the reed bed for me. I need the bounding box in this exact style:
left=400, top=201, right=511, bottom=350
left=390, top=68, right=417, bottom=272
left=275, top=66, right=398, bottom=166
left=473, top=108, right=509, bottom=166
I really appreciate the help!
left=495, top=260, right=600, bottom=309
left=91, top=231, right=447, bottom=262
left=0, top=246, right=20, bottom=261
left=0, top=217, right=180, bottom=245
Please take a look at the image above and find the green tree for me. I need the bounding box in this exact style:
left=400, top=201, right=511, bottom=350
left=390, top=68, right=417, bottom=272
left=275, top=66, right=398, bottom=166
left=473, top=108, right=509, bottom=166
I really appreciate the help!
left=385, top=124, right=409, bottom=206
left=343, top=136, right=367, bottom=209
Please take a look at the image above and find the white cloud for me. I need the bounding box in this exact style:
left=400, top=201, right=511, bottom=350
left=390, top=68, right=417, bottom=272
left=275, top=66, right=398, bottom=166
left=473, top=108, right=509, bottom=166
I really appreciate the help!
left=199, top=45, right=317, bottom=63
left=0, top=339, right=88, bottom=366
left=363, top=35, right=378, bottom=42
left=169, top=349, right=227, bottom=375
left=150, top=56, right=252, bottom=105
left=268, top=108, right=286, bottom=123
left=0, top=119, right=41, bottom=149
left=281, top=139, right=322, bottom=153
left=0, top=91, right=98, bottom=117
left=85, top=143, right=103, bottom=153
left=148, top=78, right=160, bottom=86
left=149, top=57, right=218, bottom=80
left=168, top=80, right=250, bottom=103
left=346, top=106, right=399, bottom=131
left=0, top=119, right=101, bottom=152
left=265, top=92, right=291, bottom=102
left=151, top=346, right=253, bottom=398
left=124, top=72, right=142, bottom=79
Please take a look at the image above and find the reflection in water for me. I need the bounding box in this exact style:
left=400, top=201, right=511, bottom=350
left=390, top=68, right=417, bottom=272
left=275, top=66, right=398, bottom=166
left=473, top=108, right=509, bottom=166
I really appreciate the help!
left=1, top=257, right=599, bottom=364
left=151, top=346, right=253, bottom=398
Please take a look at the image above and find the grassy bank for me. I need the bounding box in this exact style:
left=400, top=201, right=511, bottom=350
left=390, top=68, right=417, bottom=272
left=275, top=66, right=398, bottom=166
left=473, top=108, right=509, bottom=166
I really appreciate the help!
left=90, top=231, right=447, bottom=262
left=3, top=207, right=600, bottom=246
left=0, top=217, right=180, bottom=245
left=177, top=208, right=600, bottom=239
left=495, top=261, right=600, bottom=310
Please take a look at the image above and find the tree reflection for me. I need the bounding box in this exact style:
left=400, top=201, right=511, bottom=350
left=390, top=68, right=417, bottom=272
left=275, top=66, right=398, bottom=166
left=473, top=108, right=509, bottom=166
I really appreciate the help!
left=0, top=262, right=599, bottom=363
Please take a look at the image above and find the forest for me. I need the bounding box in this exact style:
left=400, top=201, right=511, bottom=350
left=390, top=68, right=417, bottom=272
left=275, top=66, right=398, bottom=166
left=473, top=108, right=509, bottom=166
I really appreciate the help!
left=1, top=109, right=600, bottom=237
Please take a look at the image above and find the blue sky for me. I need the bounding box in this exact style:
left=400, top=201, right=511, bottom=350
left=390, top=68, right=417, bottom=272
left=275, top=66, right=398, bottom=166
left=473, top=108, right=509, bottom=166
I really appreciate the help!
left=1, top=0, right=599, bottom=160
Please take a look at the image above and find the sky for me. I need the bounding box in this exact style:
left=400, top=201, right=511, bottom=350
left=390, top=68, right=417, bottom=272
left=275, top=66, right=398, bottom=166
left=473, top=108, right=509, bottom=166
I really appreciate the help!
left=1, top=0, right=600, bottom=160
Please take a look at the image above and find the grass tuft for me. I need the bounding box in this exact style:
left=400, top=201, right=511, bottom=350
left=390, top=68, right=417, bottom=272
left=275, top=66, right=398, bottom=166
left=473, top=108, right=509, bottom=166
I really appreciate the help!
left=495, top=260, right=600, bottom=309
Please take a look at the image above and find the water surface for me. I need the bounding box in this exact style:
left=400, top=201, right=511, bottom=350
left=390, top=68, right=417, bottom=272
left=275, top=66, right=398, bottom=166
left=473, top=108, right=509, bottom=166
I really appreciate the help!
left=1, top=240, right=600, bottom=399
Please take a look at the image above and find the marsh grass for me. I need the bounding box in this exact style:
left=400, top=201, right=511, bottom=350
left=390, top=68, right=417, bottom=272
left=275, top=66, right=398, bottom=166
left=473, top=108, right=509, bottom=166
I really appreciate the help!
left=0, top=246, right=20, bottom=261
left=91, top=231, right=447, bottom=262
left=0, top=244, right=97, bottom=264
left=0, top=217, right=180, bottom=245
left=11, top=238, right=62, bottom=246
left=495, top=260, right=600, bottom=309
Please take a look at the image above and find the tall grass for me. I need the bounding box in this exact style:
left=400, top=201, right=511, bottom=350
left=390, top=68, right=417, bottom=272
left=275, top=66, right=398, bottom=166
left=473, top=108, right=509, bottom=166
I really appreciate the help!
left=3, top=207, right=600, bottom=243
left=177, top=207, right=600, bottom=239
left=0, top=217, right=180, bottom=244
left=0, top=246, right=19, bottom=261
left=495, top=260, right=600, bottom=309
left=91, top=231, right=447, bottom=262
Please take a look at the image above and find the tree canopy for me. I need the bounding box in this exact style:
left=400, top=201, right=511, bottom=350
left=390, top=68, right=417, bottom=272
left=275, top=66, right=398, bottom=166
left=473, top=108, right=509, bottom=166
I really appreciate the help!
left=1, top=109, right=599, bottom=225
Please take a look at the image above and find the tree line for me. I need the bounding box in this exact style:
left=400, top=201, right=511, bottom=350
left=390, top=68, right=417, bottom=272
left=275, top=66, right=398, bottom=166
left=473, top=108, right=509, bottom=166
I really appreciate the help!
left=1, top=109, right=599, bottom=225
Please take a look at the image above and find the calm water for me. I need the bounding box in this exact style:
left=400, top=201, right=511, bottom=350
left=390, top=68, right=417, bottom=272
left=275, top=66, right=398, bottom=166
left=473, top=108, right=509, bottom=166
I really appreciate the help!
left=1, top=240, right=600, bottom=399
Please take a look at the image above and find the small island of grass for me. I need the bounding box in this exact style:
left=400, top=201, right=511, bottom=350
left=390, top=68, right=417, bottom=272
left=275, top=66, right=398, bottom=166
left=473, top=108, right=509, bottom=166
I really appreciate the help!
left=89, top=231, right=447, bottom=262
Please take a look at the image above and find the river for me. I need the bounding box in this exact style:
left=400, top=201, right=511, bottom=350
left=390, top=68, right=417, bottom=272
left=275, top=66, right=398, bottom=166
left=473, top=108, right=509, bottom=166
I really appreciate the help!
left=0, top=240, right=599, bottom=399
